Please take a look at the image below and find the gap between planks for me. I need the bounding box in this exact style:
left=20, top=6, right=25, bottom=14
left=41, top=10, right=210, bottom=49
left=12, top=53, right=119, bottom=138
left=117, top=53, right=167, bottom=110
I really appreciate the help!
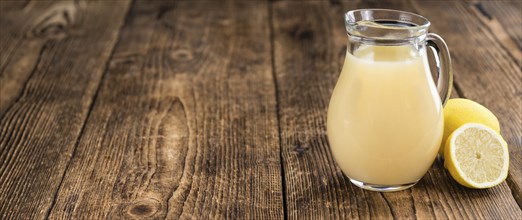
left=267, top=1, right=289, bottom=220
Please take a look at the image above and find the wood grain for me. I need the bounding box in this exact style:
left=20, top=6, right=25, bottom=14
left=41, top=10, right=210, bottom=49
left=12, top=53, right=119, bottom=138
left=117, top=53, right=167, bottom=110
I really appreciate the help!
left=272, top=1, right=350, bottom=219
left=0, top=1, right=71, bottom=115
left=47, top=1, right=283, bottom=219
left=272, top=0, right=522, bottom=219
left=0, top=1, right=131, bottom=219
left=1, top=0, right=520, bottom=218
left=474, top=0, right=522, bottom=63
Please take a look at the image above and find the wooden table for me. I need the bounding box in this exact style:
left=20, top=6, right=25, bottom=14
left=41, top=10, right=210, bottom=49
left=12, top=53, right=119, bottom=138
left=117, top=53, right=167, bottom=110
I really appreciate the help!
left=1, top=0, right=521, bottom=219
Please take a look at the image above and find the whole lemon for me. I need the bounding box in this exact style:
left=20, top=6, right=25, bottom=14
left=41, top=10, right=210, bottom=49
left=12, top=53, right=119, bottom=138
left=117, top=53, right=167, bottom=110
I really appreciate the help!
left=440, top=98, right=500, bottom=156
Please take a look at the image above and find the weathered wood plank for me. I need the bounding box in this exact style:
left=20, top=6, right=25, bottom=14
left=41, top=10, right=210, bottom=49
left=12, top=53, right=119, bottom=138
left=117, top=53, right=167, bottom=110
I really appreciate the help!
left=273, top=0, right=522, bottom=219
left=0, top=1, right=64, bottom=115
left=474, top=0, right=522, bottom=61
left=48, top=1, right=283, bottom=219
left=412, top=0, right=522, bottom=208
left=272, top=2, right=351, bottom=219
left=0, top=1, right=131, bottom=219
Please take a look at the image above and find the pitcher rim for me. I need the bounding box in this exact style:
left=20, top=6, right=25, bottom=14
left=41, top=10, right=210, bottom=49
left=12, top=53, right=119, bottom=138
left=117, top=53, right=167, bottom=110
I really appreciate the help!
left=345, top=9, right=431, bottom=30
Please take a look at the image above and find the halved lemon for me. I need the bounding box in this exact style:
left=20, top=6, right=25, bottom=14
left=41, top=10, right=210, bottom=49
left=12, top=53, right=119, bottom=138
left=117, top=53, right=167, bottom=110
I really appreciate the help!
left=444, top=123, right=509, bottom=188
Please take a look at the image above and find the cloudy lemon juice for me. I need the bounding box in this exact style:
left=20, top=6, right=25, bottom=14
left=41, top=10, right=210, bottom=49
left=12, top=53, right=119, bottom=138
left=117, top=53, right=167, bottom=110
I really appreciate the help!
left=327, top=45, right=444, bottom=188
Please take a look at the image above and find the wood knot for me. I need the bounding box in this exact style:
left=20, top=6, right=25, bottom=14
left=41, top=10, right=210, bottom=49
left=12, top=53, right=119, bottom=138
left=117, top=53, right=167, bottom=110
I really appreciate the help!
left=108, top=54, right=142, bottom=76
left=130, top=204, right=152, bottom=215
left=297, top=30, right=314, bottom=40
left=294, top=142, right=311, bottom=155
left=474, top=3, right=493, bottom=20
left=29, top=2, right=78, bottom=40
left=170, top=49, right=193, bottom=61
left=290, top=27, right=314, bottom=40
left=126, top=199, right=160, bottom=218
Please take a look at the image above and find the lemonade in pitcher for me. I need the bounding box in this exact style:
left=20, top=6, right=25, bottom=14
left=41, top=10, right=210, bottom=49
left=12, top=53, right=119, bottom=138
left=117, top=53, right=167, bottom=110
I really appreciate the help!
left=327, top=9, right=452, bottom=192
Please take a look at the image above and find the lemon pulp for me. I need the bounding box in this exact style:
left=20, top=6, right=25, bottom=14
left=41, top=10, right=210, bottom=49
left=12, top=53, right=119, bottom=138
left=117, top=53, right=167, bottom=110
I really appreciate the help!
left=444, top=123, right=509, bottom=188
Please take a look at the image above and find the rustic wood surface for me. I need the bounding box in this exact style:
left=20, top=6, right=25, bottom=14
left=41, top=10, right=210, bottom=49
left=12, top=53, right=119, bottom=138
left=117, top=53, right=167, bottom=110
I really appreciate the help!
left=0, top=0, right=520, bottom=219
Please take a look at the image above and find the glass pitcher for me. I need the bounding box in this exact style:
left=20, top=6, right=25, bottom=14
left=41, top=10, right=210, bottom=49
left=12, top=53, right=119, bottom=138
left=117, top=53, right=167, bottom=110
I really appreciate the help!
left=327, top=9, right=452, bottom=192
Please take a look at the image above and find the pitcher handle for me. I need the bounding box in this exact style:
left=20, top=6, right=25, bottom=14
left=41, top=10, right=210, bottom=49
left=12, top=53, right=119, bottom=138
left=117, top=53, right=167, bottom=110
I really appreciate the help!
left=427, top=33, right=453, bottom=106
